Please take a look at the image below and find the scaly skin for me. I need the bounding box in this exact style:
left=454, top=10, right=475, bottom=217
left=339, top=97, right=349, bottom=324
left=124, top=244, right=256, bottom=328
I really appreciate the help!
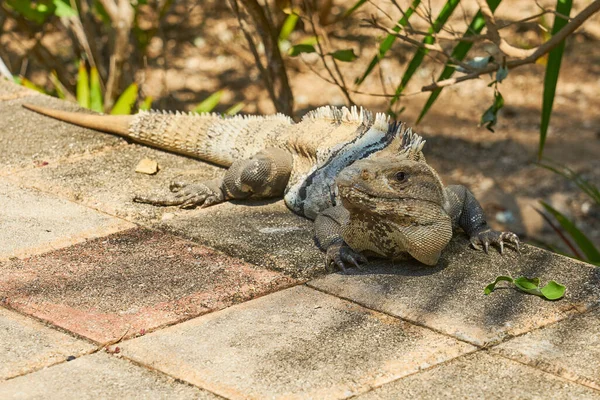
left=24, top=103, right=519, bottom=270
left=314, top=157, right=519, bottom=271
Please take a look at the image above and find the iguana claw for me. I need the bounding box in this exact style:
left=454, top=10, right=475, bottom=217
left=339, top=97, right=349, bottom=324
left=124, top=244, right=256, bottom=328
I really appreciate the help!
left=470, top=229, right=520, bottom=254
left=325, top=242, right=368, bottom=273
left=133, top=180, right=225, bottom=208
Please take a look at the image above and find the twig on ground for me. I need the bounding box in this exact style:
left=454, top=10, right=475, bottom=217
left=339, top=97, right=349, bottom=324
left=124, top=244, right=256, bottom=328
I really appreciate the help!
left=97, top=0, right=134, bottom=111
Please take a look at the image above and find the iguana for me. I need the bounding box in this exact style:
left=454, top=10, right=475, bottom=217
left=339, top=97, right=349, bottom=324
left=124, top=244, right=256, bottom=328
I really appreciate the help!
left=23, top=103, right=519, bottom=270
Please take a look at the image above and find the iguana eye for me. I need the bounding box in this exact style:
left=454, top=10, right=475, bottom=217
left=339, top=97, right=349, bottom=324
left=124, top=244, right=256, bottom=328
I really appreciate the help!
left=395, top=171, right=407, bottom=182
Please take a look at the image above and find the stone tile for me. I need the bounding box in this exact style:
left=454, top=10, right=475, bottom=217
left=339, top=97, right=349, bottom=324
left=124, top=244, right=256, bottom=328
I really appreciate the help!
left=493, top=307, right=600, bottom=390
left=0, top=179, right=134, bottom=260
left=309, top=237, right=600, bottom=346
left=0, top=307, right=95, bottom=380
left=355, top=352, right=600, bottom=399
left=159, top=200, right=325, bottom=279
left=0, top=352, right=218, bottom=399
left=120, top=286, right=475, bottom=399
left=0, top=94, right=123, bottom=175
left=0, top=79, right=33, bottom=101
left=12, top=142, right=221, bottom=223
left=13, top=147, right=324, bottom=277
left=0, top=228, right=296, bottom=344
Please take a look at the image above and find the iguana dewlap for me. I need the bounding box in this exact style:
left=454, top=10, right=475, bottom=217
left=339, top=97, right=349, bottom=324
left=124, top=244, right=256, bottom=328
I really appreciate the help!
left=23, top=103, right=519, bottom=270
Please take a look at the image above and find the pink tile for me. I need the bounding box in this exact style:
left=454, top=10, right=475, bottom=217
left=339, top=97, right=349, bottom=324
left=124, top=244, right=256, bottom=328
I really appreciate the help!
left=1, top=228, right=297, bottom=344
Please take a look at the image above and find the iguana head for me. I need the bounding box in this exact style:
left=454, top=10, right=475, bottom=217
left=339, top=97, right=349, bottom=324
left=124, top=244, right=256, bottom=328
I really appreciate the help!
left=336, top=158, right=445, bottom=212
left=335, top=157, right=452, bottom=266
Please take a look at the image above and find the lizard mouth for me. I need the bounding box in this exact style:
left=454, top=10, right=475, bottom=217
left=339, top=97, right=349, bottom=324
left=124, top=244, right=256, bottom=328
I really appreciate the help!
left=340, top=183, right=441, bottom=206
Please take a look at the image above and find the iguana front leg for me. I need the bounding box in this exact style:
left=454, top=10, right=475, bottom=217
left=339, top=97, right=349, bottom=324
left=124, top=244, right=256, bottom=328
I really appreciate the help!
left=134, top=148, right=293, bottom=208
left=444, top=185, right=520, bottom=253
left=314, top=206, right=368, bottom=272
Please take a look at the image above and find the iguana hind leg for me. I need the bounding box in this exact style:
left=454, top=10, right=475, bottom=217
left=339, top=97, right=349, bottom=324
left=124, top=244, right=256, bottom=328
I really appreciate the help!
left=444, top=185, right=520, bottom=253
left=134, top=148, right=293, bottom=209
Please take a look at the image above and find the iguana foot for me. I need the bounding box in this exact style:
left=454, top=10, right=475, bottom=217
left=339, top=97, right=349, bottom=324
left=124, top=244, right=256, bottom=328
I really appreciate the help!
left=470, top=229, right=520, bottom=254
left=326, top=242, right=368, bottom=273
left=133, top=180, right=225, bottom=209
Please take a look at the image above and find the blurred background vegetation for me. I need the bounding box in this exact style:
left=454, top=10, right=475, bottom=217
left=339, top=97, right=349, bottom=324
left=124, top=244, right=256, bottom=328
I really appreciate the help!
left=0, top=0, right=599, bottom=264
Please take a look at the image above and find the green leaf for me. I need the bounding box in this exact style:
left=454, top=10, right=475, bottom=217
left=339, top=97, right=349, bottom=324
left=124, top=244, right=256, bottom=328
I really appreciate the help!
left=288, top=44, right=316, bottom=57
left=458, top=56, right=492, bottom=71
left=110, top=83, right=138, bottom=115
left=89, top=67, right=103, bottom=113
left=356, top=0, right=421, bottom=87
left=480, top=89, right=504, bottom=132
left=299, top=36, right=318, bottom=46
left=194, top=90, right=222, bottom=113
left=225, top=102, right=245, bottom=115
left=279, top=12, right=299, bottom=42
left=496, top=65, right=508, bottom=83
left=540, top=281, right=566, bottom=300
left=539, top=0, right=572, bottom=160
left=485, top=275, right=567, bottom=300
left=20, top=78, right=46, bottom=94
left=52, top=0, right=77, bottom=18
left=484, top=275, right=513, bottom=295
left=416, top=0, right=501, bottom=124
left=343, top=0, right=367, bottom=18
left=139, top=96, right=153, bottom=111
left=537, top=160, right=600, bottom=205
left=49, top=71, right=66, bottom=99
left=513, top=276, right=542, bottom=295
left=390, top=0, right=461, bottom=106
left=540, top=201, right=600, bottom=263
left=6, top=0, right=54, bottom=24
left=329, top=49, right=357, bottom=62
left=76, top=61, right=90, bottom=109
left=92, top=0, right=111, bottom=26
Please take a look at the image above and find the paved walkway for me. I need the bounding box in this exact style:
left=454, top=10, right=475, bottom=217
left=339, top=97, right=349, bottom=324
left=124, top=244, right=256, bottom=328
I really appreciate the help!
left=1, top=79, right=599, bottom=399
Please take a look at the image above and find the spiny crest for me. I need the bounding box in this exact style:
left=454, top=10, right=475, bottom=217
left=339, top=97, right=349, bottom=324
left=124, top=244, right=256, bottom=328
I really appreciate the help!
left=373, top=112, right=391, bottom=133
left=137, top=109, right=293, bottom=123
left=388, top=121, right=426, bottom=161
left=302, top=105, right=373, bottom=126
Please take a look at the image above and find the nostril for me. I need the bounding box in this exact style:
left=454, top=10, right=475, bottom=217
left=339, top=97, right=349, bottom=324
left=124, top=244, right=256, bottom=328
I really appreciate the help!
left=360, top=169, right=370, bottom=181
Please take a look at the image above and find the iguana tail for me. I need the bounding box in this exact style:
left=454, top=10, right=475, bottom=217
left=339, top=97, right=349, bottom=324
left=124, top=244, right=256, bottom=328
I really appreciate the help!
left=23, top=104, right=293, bottom=167
left=23, top=104, right=132, bottom=135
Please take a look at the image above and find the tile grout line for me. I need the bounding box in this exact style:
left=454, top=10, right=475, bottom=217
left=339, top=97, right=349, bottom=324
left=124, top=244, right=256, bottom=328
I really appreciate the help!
left=115, top=353, right=231, bottom=400
left=4, top=134, right=598, bottom=395
left=305, top=282, right=484, bottom=348
left=344, top=349, right=485, bottom=399
left=306, top=282, right=600, bottom=349
left=307, top=284, right=600, bottom=396
left=492, top=350, right=600, bottom=393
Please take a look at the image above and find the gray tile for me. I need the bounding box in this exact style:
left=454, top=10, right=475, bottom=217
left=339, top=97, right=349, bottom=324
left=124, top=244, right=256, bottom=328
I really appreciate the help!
left=14, top=145, right=326, bottom=278
left=0, top=95, right=122, bottom=175
left=12, top=142, right=221, bottom=223
left=158, top=200, right=325, bottom=278
left=356, top=352, right=600, bottom=399
left=0, top=79, right=32, bottom=100
left=493, top=307, right=600, bottom=390
left=0, top=307, right=95, bottom=380
left=0, top=179, right=134, bottom=260
left=309, top=237, right=600, bottom=346
left=120, top=286, right=474, bottom=399
left=0, top=352, right=218, bottom=399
